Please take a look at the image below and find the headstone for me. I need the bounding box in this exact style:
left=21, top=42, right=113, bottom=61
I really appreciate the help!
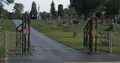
left=97, top=24, right=100, bottom=28
left=1, top=14, right=3, bottom=23
left=114, top=15, right=117, bottom=24
left=63, top=20, right=66, bottom=24
left=54, top=20, right=55, bottom=24
left=106, top=18, right=109, bottom=25
left=76, top=23, right=80, bottom=27
left=58, top=16, right=60, bottom=21
left=111, top=23, right=115, bottom=31
left=38, top=22, right=44, bottom=27
left=0, top=26, right=2, bottom=29
left=44, top=17, right=47, bottom=22
left=51, top=25, right=56, bottom=29
left=72, top=31, right=78, bottom=38
left=69, top=20, right=73, bottom=28
left=49, top=13, right=52, bottom=23
left=63, top=24, right=68, bottom=29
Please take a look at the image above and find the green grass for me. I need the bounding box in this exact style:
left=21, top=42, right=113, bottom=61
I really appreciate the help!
left=0, top=20, right=16, bottom=59
left=31, top=20, right=120, bottom=54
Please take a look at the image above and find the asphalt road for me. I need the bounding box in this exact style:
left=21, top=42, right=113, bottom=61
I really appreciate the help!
left=8, top=20, right=120, bottom=63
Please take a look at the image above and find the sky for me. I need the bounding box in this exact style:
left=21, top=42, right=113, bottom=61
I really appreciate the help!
left=4, top=0, right=70, bottom=13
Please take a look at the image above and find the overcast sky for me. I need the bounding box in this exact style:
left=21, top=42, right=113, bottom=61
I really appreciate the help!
left=4, top=0, right=70, bottom=13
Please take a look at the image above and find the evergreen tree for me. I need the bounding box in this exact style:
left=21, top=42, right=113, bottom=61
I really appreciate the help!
left=50, top=1, right=56, bottom=19
left=58, top=4, right=64, bottom=18
left=30, top=1, right=37, bottom=19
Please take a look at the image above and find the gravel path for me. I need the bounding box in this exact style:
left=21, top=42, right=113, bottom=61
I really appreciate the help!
left=8, top=20, right=120, bottom=63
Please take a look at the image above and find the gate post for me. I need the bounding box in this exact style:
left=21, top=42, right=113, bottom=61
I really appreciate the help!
left=109, top=31, right=112, bottom=53
left=89, top=18, right=93, bottom=53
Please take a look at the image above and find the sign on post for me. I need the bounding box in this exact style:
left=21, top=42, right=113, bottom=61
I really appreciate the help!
left=92, top=30, right=97, bottom=35
left=23, top=29, right=29, bottom=34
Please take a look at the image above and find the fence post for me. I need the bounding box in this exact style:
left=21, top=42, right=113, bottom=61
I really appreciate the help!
left=4, top=31, right=7, bottom=53
left=100, top=31, right=102, bottom=50
left=110, top=31, right=112, bottom=54
left=4, top=31, right=6, bottom=53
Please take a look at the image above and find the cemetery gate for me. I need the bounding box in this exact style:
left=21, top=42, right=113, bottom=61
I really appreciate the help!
left=16, top=12, right=30, bottom=53
left=84, top=18, right=97, bottom=53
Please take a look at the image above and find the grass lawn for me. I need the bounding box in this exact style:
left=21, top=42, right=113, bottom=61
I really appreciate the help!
left=0, top=20, right=33, bottom=61
left=31, top=20, right=120, bottom=54
left=0, top=20, right=16, bottom=60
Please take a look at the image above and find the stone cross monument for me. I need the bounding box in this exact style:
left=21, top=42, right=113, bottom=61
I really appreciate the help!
left=37, top=5, right=41, bottom=20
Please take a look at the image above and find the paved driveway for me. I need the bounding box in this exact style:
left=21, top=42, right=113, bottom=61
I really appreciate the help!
left=8, top=20, right=120, bottom=63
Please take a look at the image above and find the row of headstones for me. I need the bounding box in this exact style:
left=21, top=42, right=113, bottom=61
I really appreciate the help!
left=63, top=20, right=80, bottom=28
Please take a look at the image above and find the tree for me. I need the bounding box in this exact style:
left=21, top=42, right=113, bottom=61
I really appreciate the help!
left=105, top=0, right=120, bottom=18
left=13, top=3, right=24, bottom=19
left=68, top=7, right=77, bottom=18
left=0, top=0, right=14, bottom=19
left=70, top=0, right=102, bottom=20
left=50, top=1, right=56, bottom=19
left=63, top=7, right=77, bottom=19
left=40, top=11, right=49, bottom=19
left=0, top=0, right=14, bottom=8
left=30, top=1, right=37, bottom=19
left=58, top=4, right=64, bottom=18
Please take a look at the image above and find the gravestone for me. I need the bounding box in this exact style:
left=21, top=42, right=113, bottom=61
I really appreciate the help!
left=114, top=15, right=117, bottom=24
left=69, top=20, right=73, bottom=28
left=1, top=14, right=3, bottom=23
left=63, top=24, right=68, bottom=29
left=38, top=22, right=44, bottom=27
left=111, top=23, right=115, bottom=31
left=51, top=25, right=56, bottom=29
left=72, top=31, right=78, bottom=38
left=76, top=23, right=80, bottom=27
left=49, top=13, right=52, bottom=24
left=0, top=26, right=2, bottom=29
left=97, top=24, right=100, bottom=28
left=58, top=16, right=60, bottom=21
left=53, top=20, right=55, bottom=24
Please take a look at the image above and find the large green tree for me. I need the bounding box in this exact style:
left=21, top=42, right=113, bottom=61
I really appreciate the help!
left=105, top=0, right=120, bottom=18
left=30, top=1, right=37, bottom=19
left=58, top=4, right=64, bottom=18
left=40, top=11, right=49, bottom=19
left=13, top=3, right=24, bottom=19
left=70, top=0, right=102, bottom=20
left=50, top=1, right=56, bottom=19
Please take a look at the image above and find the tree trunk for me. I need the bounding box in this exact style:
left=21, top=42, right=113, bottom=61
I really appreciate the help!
left=85, top=12, right=88, bottom=21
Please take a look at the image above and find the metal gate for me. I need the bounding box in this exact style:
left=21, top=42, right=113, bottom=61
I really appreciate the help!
left=99, top=31, right=112, bottom=53
left=5, top=31, right=22, bottom=53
